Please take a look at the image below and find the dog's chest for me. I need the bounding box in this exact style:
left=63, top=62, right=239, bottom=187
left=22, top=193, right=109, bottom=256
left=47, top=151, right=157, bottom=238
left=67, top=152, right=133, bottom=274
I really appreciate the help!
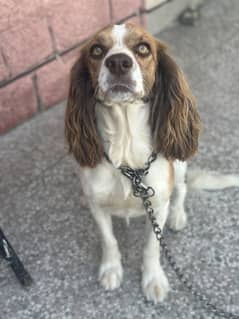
left=96, top=101, right=152, bottom=168
left=80, top=154, right=171, bottom=219
left=80, top=101, right=171, bottom=218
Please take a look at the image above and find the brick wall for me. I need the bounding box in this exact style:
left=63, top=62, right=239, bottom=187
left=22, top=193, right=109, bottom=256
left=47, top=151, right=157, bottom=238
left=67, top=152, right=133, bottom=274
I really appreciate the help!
left=0, top=0, right=144, bottom=134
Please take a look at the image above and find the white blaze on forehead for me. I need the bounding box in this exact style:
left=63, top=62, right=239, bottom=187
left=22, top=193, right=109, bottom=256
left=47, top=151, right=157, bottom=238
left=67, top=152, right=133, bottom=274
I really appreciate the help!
left=104, top=24, right=130, bottom=60
left=112, top=24, right=127, bottom=48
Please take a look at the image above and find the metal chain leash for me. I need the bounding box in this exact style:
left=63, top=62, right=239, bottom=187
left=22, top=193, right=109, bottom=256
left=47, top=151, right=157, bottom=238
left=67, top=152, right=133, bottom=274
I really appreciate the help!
left=120, top=153, right=239, bottom=319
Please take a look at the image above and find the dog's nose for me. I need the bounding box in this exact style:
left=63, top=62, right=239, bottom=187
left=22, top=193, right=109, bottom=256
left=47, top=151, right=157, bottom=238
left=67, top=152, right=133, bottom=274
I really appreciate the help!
left=105, top=53, right=133, bottom=76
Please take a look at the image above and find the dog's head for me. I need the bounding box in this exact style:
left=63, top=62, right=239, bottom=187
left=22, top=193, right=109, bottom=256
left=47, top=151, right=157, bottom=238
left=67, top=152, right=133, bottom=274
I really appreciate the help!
left=65, top=23, right=200, bottom=167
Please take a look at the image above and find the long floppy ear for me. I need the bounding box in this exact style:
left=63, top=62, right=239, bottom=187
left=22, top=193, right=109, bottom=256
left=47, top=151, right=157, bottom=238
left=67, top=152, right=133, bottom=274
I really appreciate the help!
left=65, top=54, right=103, bottom=167
left=149, top=45, right=200, bottom=161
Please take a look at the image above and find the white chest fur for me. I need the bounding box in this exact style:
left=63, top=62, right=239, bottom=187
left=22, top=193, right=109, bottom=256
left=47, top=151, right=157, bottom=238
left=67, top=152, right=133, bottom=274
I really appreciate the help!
left=96, top=101, right=152, bottom=168
left=78, top=101, right=172, bottom=219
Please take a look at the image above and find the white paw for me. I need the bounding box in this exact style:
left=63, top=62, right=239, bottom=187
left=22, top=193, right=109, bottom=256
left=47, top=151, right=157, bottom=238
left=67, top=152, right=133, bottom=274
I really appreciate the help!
left=142, top=270, right=169, bottom=303
left=169, top=208, right=187, bottom=231
left=99, top=262, right=123, bottom=290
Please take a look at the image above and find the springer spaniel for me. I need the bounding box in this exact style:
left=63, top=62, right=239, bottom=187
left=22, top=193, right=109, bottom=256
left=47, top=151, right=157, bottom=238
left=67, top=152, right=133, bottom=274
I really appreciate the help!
left=64, top=23, right=238, bottom=303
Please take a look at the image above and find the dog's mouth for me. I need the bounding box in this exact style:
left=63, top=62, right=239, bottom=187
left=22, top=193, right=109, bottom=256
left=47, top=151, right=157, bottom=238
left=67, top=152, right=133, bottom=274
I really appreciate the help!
left=97, top=80, right=143, bottom=104
left=108, top=83, right=134, bottom=94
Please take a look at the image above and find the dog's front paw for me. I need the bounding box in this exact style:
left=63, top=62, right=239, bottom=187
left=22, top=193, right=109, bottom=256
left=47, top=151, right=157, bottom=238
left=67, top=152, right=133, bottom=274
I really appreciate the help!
left=99, top=261, right=123, bottom=290
left=169, top=208, right=187, bottom=231
left=142, top=269, right=169, bottom=303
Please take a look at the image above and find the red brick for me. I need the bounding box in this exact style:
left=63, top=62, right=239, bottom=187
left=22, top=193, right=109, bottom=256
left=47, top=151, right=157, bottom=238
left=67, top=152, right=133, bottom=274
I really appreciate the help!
left=1, top=17, right=53, bottom=76
left=0, top=0, right=44, bottom=33
left=0, top=77, right=37, bottom=133
left=36, top=57, right=69, bottom=109
left=111, top=0, right=141, bottom=22
left=49, top=0, right=111, bottom=51
left=0, top=53, right=10, bottom=82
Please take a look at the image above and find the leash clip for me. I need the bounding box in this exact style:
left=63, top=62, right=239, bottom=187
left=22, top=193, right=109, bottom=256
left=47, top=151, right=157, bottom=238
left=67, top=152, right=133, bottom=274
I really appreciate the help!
left=120, top=166, right=155, bottom=198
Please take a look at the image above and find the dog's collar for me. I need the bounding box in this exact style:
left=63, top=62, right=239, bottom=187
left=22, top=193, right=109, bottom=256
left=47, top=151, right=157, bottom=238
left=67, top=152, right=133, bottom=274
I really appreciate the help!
left=104, top=152, right=157, bottom=170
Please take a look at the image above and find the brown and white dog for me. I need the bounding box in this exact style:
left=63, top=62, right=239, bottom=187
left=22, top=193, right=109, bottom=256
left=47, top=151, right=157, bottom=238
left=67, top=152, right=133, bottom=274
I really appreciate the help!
left=65, top=23, right=239, bottom=303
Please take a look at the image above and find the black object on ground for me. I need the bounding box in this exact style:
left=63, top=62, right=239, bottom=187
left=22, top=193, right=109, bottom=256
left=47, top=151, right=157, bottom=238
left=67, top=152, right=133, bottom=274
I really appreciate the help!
left=0, top=227, right=33, bottom=287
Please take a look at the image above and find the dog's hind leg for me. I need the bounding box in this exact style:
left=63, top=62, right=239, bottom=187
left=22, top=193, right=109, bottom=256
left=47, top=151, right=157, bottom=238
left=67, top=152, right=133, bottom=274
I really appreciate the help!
left=169, top=160, right=188, bottom=231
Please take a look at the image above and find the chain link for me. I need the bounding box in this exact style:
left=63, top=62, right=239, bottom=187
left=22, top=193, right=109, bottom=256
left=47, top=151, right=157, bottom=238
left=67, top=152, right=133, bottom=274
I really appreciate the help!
left=120, top=153, right=239, bottom=319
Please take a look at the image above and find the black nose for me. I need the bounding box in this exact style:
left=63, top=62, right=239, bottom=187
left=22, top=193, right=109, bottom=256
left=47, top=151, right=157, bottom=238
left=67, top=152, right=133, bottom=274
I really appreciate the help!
left=105, top=53, right=133, bottom=76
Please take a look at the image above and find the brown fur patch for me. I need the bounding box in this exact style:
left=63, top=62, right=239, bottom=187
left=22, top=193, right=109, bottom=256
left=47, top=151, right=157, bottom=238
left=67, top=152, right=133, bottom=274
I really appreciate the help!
left=82, top=26, right=114, bottom=88
left=124, top=23, right=160, bottom=95
left=149, top=41, right=200, bottom=161
left=64, top=52, right=104, bottom=167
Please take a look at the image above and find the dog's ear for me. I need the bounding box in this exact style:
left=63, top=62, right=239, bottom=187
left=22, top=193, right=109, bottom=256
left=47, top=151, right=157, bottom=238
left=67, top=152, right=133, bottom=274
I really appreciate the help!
left=149, top=43, right=200, bottom=161
left=65, top=53, right=103, bottom=167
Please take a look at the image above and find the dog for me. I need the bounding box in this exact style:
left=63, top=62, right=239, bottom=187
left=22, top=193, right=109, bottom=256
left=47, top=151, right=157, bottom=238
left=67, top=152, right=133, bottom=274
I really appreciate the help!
left=64, top=23, right=239, bottom=303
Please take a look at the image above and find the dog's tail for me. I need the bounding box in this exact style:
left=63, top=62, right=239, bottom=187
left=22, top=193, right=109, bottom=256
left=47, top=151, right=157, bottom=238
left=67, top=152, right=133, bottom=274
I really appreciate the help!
left=187, top=169, right=239, bottom=190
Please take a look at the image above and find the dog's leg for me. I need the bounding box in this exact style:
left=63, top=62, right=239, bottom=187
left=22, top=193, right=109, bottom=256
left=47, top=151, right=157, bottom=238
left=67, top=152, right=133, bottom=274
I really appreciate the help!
left=169, top=182, right=187, bottom=231
left=169, top=161, right=187, bottom=231
left=91, top=206, right=123, bottom=290
left=142, top=200, right=170, bottom=303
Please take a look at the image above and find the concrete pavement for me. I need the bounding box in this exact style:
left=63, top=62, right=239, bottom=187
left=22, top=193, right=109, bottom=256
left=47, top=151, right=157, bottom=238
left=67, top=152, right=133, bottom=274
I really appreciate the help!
left=0, top=0, right=239, bottom=318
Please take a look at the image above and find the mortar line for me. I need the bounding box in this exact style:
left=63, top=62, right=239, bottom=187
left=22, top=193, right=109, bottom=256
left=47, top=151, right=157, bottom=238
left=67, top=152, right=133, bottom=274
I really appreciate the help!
left=0, top=47, right=12, bottom=77
left=32, top=73, right=42, bottom=112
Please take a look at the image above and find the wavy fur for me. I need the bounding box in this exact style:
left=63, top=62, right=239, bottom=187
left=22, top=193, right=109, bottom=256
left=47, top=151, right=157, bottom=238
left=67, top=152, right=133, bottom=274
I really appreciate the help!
left=149, top=45, right=201, bottom=161
left=65, top=53, right=103, bottom=167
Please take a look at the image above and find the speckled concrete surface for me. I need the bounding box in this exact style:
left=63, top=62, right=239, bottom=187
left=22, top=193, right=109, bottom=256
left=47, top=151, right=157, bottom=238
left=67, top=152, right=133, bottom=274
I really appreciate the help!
left=0, top=0, right=239, bottom=318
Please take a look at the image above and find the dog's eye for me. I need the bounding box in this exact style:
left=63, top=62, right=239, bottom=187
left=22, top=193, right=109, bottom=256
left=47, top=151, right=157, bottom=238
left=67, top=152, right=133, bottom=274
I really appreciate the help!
left=90, top=45, right=105, bottom=59
left=135, top=43, right=151, bottom=57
